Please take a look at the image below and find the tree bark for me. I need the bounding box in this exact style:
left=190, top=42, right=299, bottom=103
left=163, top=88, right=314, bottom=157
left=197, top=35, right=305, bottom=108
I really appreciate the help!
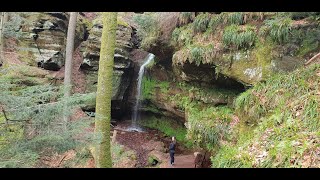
left=0, top=12, right=5, bottom=65
left=94, top=12, right=117, bottom=168
left=63, top=12, right=78, bottom=130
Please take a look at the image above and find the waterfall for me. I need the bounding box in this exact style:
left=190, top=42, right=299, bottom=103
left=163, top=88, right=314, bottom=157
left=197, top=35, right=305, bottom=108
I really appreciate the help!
left=129, top=53, right=155, bottom=132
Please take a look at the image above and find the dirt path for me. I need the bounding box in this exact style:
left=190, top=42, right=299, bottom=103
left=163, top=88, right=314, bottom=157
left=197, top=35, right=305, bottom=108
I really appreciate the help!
left=160, top=154, right=195, bottom=168
left=113, top=120, right=196, bottom=168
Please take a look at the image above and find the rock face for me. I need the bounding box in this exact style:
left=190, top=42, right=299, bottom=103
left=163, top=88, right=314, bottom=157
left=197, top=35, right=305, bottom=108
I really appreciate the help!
left=11, top=12, right=139, bottom=120
left=79, top=19, right=136, bottom=119
left=142, top=13, right=320, bottom=87
left=15, top=12, right=86, bottom=70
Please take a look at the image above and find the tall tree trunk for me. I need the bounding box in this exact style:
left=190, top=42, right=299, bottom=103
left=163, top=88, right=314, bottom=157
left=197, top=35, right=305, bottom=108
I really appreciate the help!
left=94, top=12, right=117, bottom=168
left=63, top=12, right=78, bottom=130
left=0, top=12, right=5, bottom=66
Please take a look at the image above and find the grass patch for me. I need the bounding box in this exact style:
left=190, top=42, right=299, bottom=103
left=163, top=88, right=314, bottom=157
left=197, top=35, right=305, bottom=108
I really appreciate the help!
left=214, top=64, right=320, bottom=167
left=139, top=116, right=193, bottom=148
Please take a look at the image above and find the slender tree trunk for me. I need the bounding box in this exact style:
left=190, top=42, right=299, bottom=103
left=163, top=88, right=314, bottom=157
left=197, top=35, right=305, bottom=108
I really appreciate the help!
left=0, top=12, right=5, bottom=65
left=94, top=12, right=117, bottom=168
left=63, top=12, right=78, bottom=130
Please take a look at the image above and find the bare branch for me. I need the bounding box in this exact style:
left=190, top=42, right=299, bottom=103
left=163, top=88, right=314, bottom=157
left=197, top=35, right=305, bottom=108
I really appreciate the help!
left=305, top=52, right=320, bottom=65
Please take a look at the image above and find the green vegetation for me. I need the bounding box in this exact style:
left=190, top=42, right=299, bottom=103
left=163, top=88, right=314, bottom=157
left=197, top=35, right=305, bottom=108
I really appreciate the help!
left=295, top=29, right=320, bottom=57
left=111, top=142, right=136, bottom=166
left=186, top=105, right=234, bottom=150
left=172, top=45, right=216, bottom=66
left=207, top=14, right=224, bottom=30
left=141, top=77, right=170, bottom=100
left=290, top=12, right=320, bottom=20
left=227, top=12, right=244, bottom=25
left=213, top=64, right=320, bottom=167
left=235, top=64, right=320, bottom=127
left=178, top=12, right=195, bottom=26
left=0, top=65, right=93, bottom=167
left=223, top=25, right=257, bottom=50
left=139, top=116, right=193, bottom=148
left=167, top=82, right=237, bottom=150
left=172, top=24, right=193, bottom=47
left=192, top=13, right=211, bottom=33
left=263, top=17, right=292, bottom=44
left=133, top=13, right=160, bottom=49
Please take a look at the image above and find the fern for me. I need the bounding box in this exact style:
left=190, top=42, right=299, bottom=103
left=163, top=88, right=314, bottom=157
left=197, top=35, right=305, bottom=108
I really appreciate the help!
left=223, top=25, right=257, bottom=50
left=192, top=13, right=211, bottom=33
left=264, top=17, right=292, bottom=44
left=227, top=12, right=244, bottom=25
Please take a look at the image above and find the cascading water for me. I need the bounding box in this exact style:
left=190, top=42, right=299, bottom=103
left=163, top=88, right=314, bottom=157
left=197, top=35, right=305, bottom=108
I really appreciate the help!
left=129, top=53, right=155, bottom=132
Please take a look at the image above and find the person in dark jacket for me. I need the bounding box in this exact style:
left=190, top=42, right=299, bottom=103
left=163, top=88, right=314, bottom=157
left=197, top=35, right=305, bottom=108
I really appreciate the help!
left=169, top=136, right=176, bottom=166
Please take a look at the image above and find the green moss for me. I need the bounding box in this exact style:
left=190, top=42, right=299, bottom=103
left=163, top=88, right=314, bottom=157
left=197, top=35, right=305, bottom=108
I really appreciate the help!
left=141, top=76, right=171, bottom=100
left=141, top=77, right=157, bottom=100
left=252, top=39, right=275, bottom=78
left=94, top=12, right=117, bottom=168
left=220, top=51, right=260, bottom=85
left=139, top=116, right=193, bottom=148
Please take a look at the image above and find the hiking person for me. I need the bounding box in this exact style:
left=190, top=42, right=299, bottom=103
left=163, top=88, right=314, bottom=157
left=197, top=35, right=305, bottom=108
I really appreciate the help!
left=169, top=136, right=176, bottom=166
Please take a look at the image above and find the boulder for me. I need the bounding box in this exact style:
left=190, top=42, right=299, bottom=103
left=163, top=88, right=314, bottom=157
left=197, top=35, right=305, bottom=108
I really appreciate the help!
left=147, top=150, right=168, bottom=166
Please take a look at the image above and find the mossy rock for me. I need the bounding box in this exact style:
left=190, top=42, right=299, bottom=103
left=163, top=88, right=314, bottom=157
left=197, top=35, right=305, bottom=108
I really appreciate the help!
left=147, top=154, right=162, bottom=166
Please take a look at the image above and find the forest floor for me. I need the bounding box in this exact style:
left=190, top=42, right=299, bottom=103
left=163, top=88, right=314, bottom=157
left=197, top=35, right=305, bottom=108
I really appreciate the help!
left=113, top=120, right=195, bottom=168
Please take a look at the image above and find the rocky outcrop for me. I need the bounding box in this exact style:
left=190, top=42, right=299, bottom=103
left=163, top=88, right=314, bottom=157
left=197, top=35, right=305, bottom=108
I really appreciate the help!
left=148, top=13, right=320, bottom=86
left=79, top=18, right=136, bottom=119
left=15, top=12, right=86, bottom=70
